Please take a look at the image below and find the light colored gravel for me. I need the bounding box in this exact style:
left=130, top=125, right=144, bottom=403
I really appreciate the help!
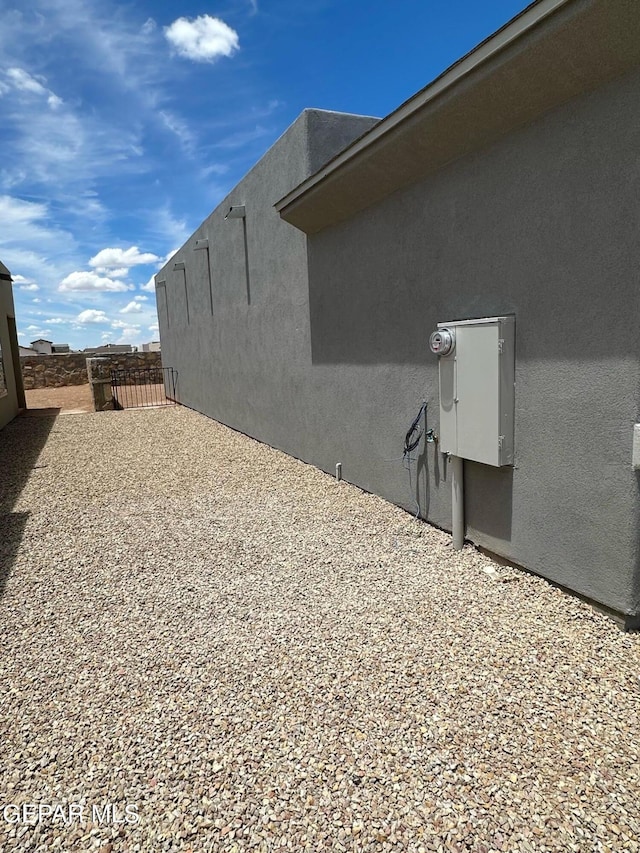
left=0, top=406, right=639, bottom=853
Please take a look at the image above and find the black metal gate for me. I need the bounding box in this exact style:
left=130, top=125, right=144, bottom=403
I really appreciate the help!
left=110, top=366, right=178, bottom=410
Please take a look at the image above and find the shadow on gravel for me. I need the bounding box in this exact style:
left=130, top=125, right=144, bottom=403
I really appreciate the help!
left=0, top=412, right=59, bottom=598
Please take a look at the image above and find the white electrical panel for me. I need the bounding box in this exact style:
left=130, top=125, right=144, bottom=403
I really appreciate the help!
left=432, top=315, right=515, bottom=467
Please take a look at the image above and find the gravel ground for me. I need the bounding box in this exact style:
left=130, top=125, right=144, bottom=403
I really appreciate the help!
left=0, top=407, right=639, bottom=853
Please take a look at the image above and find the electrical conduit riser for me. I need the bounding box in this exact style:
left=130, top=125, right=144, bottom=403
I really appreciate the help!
left=451, top=455, right=464, bottom=550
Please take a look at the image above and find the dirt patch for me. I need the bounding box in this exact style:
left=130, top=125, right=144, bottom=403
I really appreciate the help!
left=25, top=382, right=175, bottom=414
left=25, top=384, right=94, bottom=414
left=112, top=382, right=175, bottom=409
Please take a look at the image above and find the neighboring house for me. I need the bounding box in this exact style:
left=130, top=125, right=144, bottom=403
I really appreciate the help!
left=30, top=340, right=71, bottom=355
left=31, top=338, right=53, bottom=355
left=18, top=345, right=37, bottom=357
left=156, top=0, right=640, bottom=627
left=141, top=341, right=161, bottom=352
left=0, top=261, right=25, bottom=429
left=83, top=344, right=134, bottom=354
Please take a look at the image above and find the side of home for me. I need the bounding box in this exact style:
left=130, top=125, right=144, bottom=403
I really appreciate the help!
left=157, top=0, right=640, bottom=626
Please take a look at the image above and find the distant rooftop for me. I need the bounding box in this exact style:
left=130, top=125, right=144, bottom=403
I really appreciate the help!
left=83, top=344, right=135, bottom=353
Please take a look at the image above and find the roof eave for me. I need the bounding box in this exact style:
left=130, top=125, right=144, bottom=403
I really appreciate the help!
left=277, top=0, right=640, bottom=234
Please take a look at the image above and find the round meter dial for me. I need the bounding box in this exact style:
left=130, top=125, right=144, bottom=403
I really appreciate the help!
left=429, top=328, right=454, bottom=356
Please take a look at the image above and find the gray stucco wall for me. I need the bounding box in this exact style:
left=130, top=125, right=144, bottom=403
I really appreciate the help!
left=157, top=109, right=379, bottom=456
left=0, top=278, right=20, bottom=430
left=158, top=79, right=640, bottom=622
left=304, top=66, right=640, bottom=621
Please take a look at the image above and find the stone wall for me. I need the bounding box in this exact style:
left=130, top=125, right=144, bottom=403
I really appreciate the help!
left=21, top=351, right=163, bottom=390
left=105, top=351, right=163, bottom=385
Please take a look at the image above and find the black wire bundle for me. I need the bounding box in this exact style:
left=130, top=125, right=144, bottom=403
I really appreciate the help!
left=403, top=402, right=428, bottom=458
left=403, top=402, right=428, bottom=519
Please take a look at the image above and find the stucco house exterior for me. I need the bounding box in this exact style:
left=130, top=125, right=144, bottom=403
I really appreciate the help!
left=30, top=339, right=54, bottom=355
left=0, top=261, right=25, bottom=429
left=156, top=0, right=640, bottom=627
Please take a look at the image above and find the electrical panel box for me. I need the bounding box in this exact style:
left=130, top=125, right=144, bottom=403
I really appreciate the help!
left=434, top=315, right=515, bottom=467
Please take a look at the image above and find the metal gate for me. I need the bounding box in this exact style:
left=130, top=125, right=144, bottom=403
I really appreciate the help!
left=110, top=366, right=178, bottom=410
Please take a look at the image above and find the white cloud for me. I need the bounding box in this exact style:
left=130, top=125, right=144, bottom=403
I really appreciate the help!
left=44, top=317, right=66, bottom=324
left=0, top=194, right=48, bottom=227
left=148, top=323, right=159, bottom=333
left=32, top=298, right=41, bottom=303
left=119, top=300, right=143, bottom=314
left=201, top=162, right=229, bottom=179
left=0, top=196, right=79, bottom=288
left=134, top=295, right=148, bottom=301
left=115, top=326, right=141, bottom=343
left=141, top=274, right=156, bottom=293
left=5, top=68, right=63, bottom=110
left=216, top=124, right=270, bottom=151
left=77, top=309, right=109, bottom=324
left=164, top=15, right=239, bottom=63
left=149, top=205, right=190, bottom=248
left=0, top=76, right=144, bottom=200
left=0, top=0, right=190, bottom=233
left=26, top=325, right=39, bottom=331
left=159, top=110, right=196, bottom=155
left=89, top=246, right=160, bottom=272
left=110, top=319, right=141, bottom=343
left=7, top=67, right=47, bottom=96
left=11, top=272, right=40, bottom=291
left=141, top=247, right=180, bottom=291
left=161, top=247, right=180, bottom=266
left=59, top=271, right=132, bottom=293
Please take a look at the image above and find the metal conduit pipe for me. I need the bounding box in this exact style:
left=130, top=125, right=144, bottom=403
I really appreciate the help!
left=451, top=455, right=464, bottom=550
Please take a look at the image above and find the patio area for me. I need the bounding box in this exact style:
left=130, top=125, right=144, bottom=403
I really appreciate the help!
left=0, top=406, right=638, bottom=852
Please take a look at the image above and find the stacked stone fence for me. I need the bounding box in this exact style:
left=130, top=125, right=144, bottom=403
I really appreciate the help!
left=21, top=352, right=162, bottom=390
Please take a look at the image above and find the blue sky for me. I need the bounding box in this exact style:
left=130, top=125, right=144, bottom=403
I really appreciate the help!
left=1, top=0, right=530, bottom=350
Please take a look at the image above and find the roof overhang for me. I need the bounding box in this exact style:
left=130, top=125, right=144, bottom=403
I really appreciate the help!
left=276, top=0, right=640, bottom=234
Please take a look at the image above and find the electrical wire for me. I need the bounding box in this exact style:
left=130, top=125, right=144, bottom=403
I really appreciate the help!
left=404, top=450, right=421, bottom=519
left=403, top=402, right=428, bottom=519
left=380, top=402, right=430, bottom=518
left=404, top=402, right=428, bottom=458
